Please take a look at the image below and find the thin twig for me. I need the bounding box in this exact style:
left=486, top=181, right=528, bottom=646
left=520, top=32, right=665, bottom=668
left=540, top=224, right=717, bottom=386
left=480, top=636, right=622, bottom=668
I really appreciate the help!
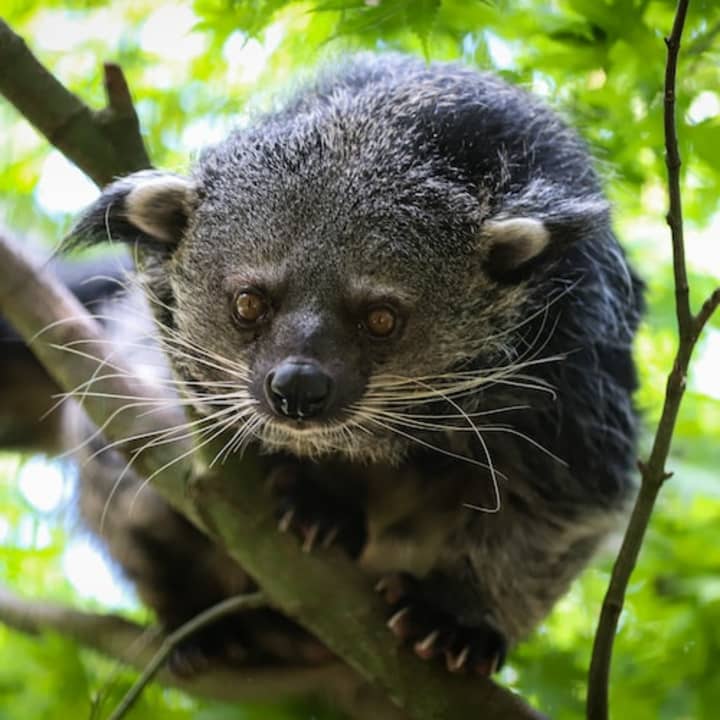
left=663, top=0, right=692, bottom=338
left=587, top=1, right=720, bottom=718
left=107, top=592, right=266, bottom=720
left=693, top=287, right=720, bottom=341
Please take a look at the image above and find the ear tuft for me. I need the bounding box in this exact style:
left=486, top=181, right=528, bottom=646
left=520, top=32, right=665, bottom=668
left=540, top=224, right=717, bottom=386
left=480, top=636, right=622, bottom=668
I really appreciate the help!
left=481, top=179, right=612, bottom=281
left=125, top=175, right=194, bottom=243
left=483, top=217, right=550, bottom=277
left=68, top=170, right=196, bottom=251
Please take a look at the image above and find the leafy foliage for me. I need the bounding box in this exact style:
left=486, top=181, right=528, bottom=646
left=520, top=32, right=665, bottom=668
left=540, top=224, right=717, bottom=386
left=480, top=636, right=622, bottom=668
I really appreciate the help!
left=1, top=0, right=719, bottom=718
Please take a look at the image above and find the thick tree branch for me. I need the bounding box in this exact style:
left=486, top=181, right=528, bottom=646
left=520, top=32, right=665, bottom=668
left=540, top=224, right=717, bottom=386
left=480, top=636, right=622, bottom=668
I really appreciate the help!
left=0, top=19, right=150, bottom=186
left=587, top=2, right=720, bottom=718
left=194, top=458, right=548, bottom=720
left=0, top=586, right=405, bottom=720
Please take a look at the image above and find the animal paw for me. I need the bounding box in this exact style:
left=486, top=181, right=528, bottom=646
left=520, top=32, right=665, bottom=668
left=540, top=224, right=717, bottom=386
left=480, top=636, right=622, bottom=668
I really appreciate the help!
left=268, top=465, right=365, bottom=556
left=376, top=572, right=507, bottom=676
left=167, top=622, right=248, bottom=678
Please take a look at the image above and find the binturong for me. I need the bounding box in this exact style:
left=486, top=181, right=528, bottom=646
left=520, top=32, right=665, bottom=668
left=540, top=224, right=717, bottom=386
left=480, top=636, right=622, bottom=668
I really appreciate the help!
left=70, top=54, right=643, bottom=675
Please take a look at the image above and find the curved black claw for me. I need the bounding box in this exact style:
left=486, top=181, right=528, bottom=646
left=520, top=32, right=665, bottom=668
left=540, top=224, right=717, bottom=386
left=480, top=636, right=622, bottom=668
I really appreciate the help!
left=268, top=465, right=365, bottom=556
left=376, top=572, right=507, bottom=676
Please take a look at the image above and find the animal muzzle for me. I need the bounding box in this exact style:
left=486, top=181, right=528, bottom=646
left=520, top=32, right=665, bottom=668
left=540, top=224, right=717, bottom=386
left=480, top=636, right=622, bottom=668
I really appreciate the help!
left=265, top=360, right=334, bottom=420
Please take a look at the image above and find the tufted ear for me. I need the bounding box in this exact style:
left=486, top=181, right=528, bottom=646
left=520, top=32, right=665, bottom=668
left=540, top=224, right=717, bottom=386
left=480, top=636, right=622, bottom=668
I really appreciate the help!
left=482, top=184, right=611, bottom=280
left=482, top=217, right=551, bottom=276
left=69, top=170, right=197, bottom=250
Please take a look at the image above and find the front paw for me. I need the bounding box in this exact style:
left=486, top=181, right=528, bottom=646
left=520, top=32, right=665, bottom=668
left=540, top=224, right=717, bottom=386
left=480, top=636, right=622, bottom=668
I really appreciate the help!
left=268, top=465, right=365, bottom=556
left=167, top=618, right=249, bottom=677
left=376, top=572, right=507, bottom=676
left=167, top=610, right=332, bottom=676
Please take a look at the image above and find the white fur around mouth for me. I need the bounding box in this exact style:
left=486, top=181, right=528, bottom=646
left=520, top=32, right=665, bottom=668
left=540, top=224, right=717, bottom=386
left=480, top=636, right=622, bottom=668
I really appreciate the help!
left=259, top=421, right=350, bottom=458
left=268, top=418, right=329, bottom=434
left=254, top=415, right=405, bottom=465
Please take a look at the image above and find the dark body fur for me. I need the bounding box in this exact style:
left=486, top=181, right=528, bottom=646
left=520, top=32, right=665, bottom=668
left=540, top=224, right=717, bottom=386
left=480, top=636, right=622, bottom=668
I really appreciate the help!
left=65, top=55, right=642, bottom=668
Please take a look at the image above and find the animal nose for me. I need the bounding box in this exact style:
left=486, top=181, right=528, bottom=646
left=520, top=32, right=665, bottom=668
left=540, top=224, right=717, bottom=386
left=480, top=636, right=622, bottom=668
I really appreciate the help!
left=265, top=361, right=333, bottom=420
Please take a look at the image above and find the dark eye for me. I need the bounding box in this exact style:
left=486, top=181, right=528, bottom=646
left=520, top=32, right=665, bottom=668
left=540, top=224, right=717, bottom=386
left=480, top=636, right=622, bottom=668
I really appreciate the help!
left=365, top=305, right=397, bottom=338
left=232, top=290, right=269, bottom=326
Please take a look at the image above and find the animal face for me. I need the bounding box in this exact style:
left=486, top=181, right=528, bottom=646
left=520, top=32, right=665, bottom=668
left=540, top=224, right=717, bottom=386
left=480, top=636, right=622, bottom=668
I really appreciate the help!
left=71, top=55, right=611, bottom=463
left=164, top=165, right=528, bottom=461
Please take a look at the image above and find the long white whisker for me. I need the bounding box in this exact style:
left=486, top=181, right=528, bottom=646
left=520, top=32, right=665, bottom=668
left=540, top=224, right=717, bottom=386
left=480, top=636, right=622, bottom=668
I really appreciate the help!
left=88, top=400, right=256, bottom=469
left=209, top=410, right=259, bottom=467
left=355, top=410, right=504, bottom=478
left=384, top=376, right=502, bottom=513
left=97, top=400, right=253, bottom=532
left=127, top=406, right=250, bottom=516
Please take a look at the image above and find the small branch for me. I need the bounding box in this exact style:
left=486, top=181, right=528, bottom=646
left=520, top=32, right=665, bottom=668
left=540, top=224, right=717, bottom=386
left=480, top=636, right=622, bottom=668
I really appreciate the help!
left=0, top=19, right=149, bottom=186
left=587, top=2, right=720, bottom=718
left=0, top=585, right=145, bottom=653
left=662, top=0, right=692, bottom=338
left=108, top=592, right=266, bottom=720
left=693, top=287, right=720, bottom=341
left=96, top=63, right=152, bottom=176
left=103, top=63, right=136, bottom=113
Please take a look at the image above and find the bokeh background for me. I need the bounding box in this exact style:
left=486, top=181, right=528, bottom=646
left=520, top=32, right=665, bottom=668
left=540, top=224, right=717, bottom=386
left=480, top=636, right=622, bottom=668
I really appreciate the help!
left=1, top=1, right=719, bottom=718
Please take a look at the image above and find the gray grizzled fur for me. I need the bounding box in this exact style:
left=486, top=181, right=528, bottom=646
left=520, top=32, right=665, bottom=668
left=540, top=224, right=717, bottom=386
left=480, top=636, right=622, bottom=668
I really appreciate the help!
left=70, top=53, right=643, bottom=671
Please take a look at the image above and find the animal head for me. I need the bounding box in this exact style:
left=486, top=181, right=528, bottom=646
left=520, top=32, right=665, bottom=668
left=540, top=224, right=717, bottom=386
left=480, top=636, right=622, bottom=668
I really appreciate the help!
left=71, top=56, right=611, bottom=463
